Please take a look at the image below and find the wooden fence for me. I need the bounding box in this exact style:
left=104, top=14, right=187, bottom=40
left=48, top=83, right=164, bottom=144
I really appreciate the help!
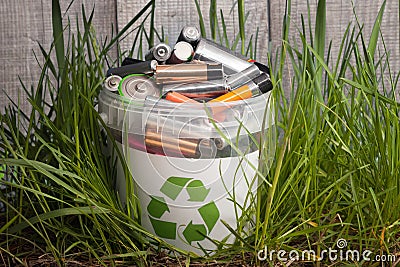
left=0, top=0, right=398, bottom=112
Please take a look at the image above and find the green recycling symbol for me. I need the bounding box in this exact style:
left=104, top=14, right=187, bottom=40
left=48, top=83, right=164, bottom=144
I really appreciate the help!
left=147, top=176, right=220, bottom=244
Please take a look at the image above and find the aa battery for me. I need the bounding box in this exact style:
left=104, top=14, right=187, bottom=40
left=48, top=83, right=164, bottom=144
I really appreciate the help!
left=145, top=129, right=216, bottom=158
left=144, top=113, right=212, bottom=139
left=106, top=60, right=157, bottom=77
left=119, top=75, right=160, bottom=100
left=155, top=63, right=224, bottom=84
left=145, top=43, right=172, bottom=63
left=193, top=38, right=253, bottom=75
left=177, top=25, right=201, bottom=48
left=161, top=79, right=228, bottom=97
left=226, top=64, right=261, bottom=90
left=167, top=41, right=194, bottom=64
left=104, top=75, right=122, bottom=92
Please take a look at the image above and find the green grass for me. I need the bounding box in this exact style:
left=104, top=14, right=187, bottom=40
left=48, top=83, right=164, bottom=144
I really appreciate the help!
left=1, top=0, right=400, bottom=266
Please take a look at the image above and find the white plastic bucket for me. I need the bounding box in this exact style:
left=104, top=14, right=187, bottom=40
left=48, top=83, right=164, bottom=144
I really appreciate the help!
left=98, top=89, right=275, bottom=254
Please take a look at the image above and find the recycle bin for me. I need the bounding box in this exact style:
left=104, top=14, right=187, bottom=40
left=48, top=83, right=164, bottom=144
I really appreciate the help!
left=98, top=84, right=275, bottom=255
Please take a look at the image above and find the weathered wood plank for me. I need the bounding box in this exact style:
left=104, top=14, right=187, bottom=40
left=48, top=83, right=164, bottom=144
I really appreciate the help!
left=0, top=0, right=117, bottom=113
left=1, top=1, right=399, bottom=113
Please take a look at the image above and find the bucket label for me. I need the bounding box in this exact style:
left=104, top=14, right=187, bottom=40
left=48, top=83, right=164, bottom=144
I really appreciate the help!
left=147, top=176, right=220, bottom=244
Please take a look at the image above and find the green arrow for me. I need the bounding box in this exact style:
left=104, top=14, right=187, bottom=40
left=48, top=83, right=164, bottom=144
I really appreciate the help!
left=149, top=217, right=176, bottom=240
left=186, top=180, right=210, bottom=202
left=198, top=201, right=220, bottom=232
left=147, top=196, right=169, bottom=219
left=182, top=221, right=207, bottom=244
left=160, top=176, right=192, bottom=200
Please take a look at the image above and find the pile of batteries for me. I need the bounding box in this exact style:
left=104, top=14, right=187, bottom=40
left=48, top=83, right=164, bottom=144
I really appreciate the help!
left=103, top=26, right=273, bottom=159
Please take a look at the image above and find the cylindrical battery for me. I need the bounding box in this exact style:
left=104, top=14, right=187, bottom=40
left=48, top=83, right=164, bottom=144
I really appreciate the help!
left=167, top=41, right=194, bottom=64
left=144, top=113, right=212, bottom=139
left=155, top=63, right=224, bottom=84
left=145, top=43, right=172, bottom=63
left=177, top=25, right=201, bottom=48
left=145, top=130, right=199, bottom=158
left=104, top=75, right=122, bottom=92
left=106, top=60, right=157, bottom=77
left=193, top=38, right=253, bottom=75
left=145, top=129, right=217, bottom=159
left=226, top=64, right=261, bottom=90
left=119, top=75, right=160, bottom=100
left=210, top=73, right=272, bottom=103
left=161, top=79, right=228, bottom=97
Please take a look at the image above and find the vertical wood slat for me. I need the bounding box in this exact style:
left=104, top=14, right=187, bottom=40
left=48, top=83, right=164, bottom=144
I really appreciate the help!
left=0, top=1, right=399, bottom=113
left=0, top=0, right=117, bottom=113
left=115, top=0, right=271, bottom=63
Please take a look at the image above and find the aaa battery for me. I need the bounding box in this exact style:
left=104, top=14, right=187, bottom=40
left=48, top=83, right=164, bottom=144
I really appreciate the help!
left=145, top=43, right=172, bottom=63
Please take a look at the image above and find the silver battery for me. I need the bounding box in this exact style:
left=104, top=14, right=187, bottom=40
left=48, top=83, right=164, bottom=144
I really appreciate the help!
left=193, top=38, right=253, bottom=75
left=119, top=75, right=160, bottom=100
left=161, top=79, right=227, bottom=97
left=177, top=25, right=201, bottom=47
left=226, top=64, right=261, bottom=90
left=104, top=75, right=122, bottom=92
left=145, top=43, right=172, bottom=63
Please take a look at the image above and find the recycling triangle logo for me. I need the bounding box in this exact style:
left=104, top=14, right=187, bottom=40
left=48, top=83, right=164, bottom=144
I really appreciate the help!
left=147, top=176, right=220, bottom=244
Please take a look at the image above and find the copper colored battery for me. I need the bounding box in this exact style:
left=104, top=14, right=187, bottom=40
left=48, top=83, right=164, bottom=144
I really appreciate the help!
left=145, top=129, right=217, bottom=158
left=155, top=63, right=224, bottom=84
left=145, top=129, right=198, bottom=157
left=167, top=41, right=194, bottom=64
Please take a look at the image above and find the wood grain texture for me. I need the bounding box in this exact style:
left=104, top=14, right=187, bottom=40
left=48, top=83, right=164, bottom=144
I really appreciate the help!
left=269, top=1, right=399, bottom=76
left=1, top=1, right=399, bottom=113
left=0, top=0, right=116, bottom=113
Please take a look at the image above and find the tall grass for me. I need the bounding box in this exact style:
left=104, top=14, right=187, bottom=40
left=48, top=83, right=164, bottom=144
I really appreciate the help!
left=1, top=0, right=399, bottom=266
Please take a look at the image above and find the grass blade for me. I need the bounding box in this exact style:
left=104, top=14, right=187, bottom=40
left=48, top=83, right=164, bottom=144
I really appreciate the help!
left=51, top=0, right=65, bottom=73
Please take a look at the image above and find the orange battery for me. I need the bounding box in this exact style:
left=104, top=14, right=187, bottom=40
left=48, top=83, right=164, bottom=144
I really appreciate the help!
left=165, top=91, right=199, bottom=103
left=210, top=73, right=272, bottom=103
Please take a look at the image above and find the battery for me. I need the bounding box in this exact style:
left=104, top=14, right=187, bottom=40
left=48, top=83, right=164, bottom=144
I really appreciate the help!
left=177, top=25, right=201, bottom=48
left=145, top=129, right=217, bottom=159
left=193, top=38, right=253, bottom=75
left=155, top=63, right=224, bottom=84
left=226, top=64, right=261, bottom=90
left=161, top=79, right=228, bottom=97
left=104, top=75, right=122, bottom=92
left=119, top=75, right=160, bottom=100
left=106, top=60, right=157, bottom=77
left=145, top=43, right=172, bottom=63
left=167, top=41, right=194, bottom=64
left=144, top=113, right=212, bottom=139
